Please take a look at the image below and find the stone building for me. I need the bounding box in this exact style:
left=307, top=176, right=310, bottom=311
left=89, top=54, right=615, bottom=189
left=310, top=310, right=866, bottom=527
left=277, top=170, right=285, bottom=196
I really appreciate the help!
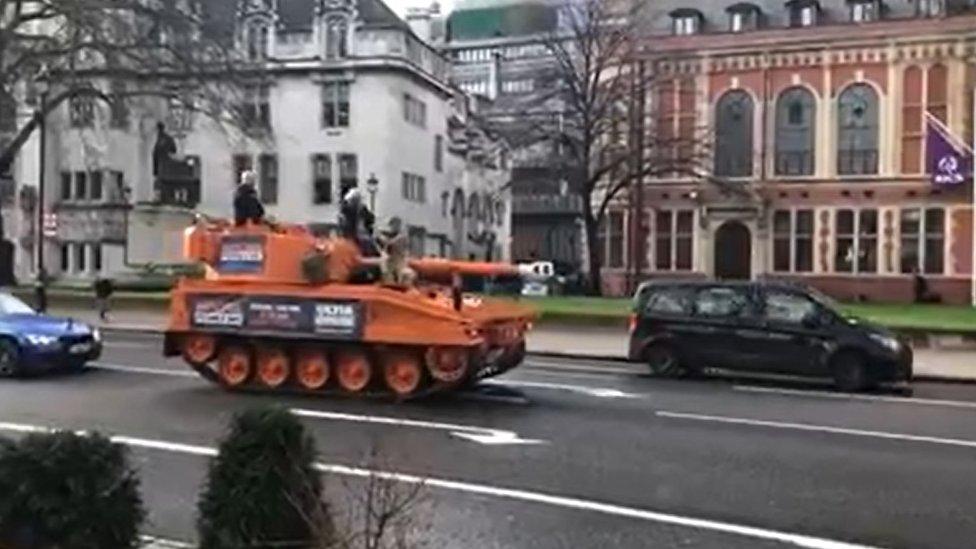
left=412, top=0, right=585, bottom=274
left=598, top=0, right=976, bottom=303
left=8, top=0, right=510, bottom=284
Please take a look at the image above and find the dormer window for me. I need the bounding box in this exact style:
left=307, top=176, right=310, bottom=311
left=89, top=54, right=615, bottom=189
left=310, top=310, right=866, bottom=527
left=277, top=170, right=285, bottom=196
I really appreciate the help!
left=324, top=16, right=349, bottom=59
left=726, top=3, right=761, bottom=32
left=786, top=0, right=820, bottom=27
left=916, top=0, right=946, bottom=17
left=243, top=18, right=270, bottom=60
left=849, top=0, right=882, bottom=22
left=670, top=8, right=703, bottom=36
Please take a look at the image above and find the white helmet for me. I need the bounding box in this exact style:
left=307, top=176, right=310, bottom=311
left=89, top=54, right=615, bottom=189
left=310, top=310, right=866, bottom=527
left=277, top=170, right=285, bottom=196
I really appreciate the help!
left=239, top=170, right=257, bottom=186
left=343, top=187, right=362, bottom=204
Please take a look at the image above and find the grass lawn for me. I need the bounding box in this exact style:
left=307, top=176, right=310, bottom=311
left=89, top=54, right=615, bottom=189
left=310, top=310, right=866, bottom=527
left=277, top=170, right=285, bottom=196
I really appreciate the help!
left=524, top=296, right=976, bottom=333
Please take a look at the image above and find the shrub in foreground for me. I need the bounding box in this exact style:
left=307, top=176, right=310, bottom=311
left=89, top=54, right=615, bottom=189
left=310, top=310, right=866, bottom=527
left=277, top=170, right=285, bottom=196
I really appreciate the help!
left=0, top=431, right=145, bottom=549
left=197, top=406, right=331, bottom=549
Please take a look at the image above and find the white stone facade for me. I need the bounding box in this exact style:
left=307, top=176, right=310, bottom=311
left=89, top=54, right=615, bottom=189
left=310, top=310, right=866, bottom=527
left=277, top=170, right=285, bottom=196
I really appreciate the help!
left=9, top=0, right=511, bottom=283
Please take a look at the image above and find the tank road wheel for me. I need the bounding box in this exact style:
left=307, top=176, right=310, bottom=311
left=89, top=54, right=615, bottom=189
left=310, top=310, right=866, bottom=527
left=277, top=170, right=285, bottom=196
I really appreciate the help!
left=382, top=350, right=426, bottom=397
left=425, top=346, right=470, bottom=384
left=336, top=350, right=372, bottom=393
left=295, top=348, right=331, bottom=391
left=217, top=345, right=253, bottom=388
left=182, top=334, right=217, bottom=366
left=256, top=348, right=291, bottom=388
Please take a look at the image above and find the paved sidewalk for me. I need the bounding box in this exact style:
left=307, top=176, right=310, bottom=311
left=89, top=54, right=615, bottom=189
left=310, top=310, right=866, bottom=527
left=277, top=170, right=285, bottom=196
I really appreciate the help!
left=48, top=304, right=976, bottom=382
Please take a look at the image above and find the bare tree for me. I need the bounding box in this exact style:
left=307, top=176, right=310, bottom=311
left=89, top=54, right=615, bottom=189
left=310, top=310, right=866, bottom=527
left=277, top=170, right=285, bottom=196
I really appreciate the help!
left=0, top=0, right=258, bottom=233
left=313, top=448, right=430, bottom=549
left=502, top=0, right=711, bottom=294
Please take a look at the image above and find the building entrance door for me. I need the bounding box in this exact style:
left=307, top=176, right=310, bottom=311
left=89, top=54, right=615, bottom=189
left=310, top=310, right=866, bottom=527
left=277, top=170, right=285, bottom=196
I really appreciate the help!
left=714, top=221, right=751, bottom=280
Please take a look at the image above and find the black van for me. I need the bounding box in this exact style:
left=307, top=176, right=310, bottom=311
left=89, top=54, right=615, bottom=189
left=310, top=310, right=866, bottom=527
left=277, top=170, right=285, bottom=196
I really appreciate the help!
left=627, top=280, right=913, bottom=391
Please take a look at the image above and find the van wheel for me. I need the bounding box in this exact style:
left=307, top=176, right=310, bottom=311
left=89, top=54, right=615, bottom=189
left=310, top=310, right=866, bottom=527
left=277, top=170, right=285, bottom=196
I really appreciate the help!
left=645, top=344, right=683, bottom=378
left=832, top=352, right=869, bottom=392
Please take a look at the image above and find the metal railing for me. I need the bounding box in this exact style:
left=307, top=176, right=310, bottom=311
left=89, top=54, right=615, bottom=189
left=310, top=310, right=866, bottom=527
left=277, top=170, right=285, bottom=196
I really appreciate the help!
left=512, top=194, right=583, bottom=215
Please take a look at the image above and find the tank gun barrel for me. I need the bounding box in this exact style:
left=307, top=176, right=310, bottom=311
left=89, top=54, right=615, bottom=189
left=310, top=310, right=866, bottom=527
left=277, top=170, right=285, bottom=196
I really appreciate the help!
left=408, top=258, right=521, bottom=283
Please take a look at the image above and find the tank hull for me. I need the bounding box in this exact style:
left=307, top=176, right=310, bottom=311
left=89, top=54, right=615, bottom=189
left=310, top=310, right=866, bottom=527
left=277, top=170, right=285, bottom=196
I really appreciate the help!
left=165, top=278, right=534, bottom=399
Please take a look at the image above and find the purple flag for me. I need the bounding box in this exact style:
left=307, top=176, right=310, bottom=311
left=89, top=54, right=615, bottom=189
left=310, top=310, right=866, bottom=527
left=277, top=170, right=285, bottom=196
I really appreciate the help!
left=927, top=116, right=973, bottom=186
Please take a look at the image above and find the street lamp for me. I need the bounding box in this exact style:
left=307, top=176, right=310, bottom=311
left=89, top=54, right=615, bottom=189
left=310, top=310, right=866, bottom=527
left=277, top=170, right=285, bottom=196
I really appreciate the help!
left=34, top=75, right=50, bottom=313
left=366, top=173, right=378, bottom=212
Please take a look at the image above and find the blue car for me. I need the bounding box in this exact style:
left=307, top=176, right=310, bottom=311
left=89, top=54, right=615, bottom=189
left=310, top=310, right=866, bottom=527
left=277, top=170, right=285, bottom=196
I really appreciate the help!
left=0, top=293, right=102, bottom=377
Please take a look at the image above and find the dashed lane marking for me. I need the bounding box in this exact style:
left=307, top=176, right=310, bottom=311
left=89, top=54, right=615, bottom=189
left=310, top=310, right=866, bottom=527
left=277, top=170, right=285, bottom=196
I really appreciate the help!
left=139, top=535, right=194, bottom=548
left=89, top=362, right=198, bottom=378
left=524, top=359, right=636, bottom=375
left=734, top=385, right=976, bottom=410
left=0, top=420, right=879, bottom=549
left=657, top=410, right=976, bottom=449
left=104, top=341, right=159, bottom=350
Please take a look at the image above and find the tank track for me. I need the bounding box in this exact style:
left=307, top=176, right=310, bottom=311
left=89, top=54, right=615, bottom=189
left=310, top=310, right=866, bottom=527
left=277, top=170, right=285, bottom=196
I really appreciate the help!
left=168, top=331, right=525, bottom=402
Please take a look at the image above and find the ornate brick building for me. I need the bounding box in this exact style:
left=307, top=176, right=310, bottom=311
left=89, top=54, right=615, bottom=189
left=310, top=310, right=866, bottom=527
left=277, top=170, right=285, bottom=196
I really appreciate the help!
left=599, top=0, right=976, bottom=304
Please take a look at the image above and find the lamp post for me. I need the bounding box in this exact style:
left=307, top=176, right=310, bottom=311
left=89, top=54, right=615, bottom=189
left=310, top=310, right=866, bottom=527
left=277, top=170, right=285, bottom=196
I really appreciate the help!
left=366, top=173, right=378, bottom=212
left=34, top=77, right=50, bottom=313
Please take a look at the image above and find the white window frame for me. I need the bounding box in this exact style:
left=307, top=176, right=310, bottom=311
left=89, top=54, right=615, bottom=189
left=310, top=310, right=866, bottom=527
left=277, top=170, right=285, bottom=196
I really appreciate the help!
left=731, top=12, right=744, bottom=32
left=673, top=16, right=698, bottom=36
left=653, top=209, right=695, bottom=272
left=597, top=210, right=629, bottom=270
left=800, top=6, right=816, bottom=26
left=833, top=208, right=879, bottom=275
left=899, top=207, right=946, bottom=275
left=771, top=209, right=814, bottom=273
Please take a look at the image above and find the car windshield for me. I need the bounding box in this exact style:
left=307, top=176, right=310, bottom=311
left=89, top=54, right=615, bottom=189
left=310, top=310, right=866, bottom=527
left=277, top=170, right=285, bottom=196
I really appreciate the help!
left=0, top=293, right=35, bottom=315
left=805, top=287, right=845, bottom=317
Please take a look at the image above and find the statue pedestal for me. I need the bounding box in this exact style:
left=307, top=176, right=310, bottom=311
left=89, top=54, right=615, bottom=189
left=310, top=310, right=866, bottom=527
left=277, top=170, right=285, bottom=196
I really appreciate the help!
left=126, top=203, right=196, bottom=266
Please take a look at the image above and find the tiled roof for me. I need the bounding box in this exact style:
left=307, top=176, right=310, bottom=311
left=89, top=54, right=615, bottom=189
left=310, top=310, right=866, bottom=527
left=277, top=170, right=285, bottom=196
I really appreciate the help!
left=199, top=0, right=407, bottom=39
left=643, top=0, right=962, bottom=34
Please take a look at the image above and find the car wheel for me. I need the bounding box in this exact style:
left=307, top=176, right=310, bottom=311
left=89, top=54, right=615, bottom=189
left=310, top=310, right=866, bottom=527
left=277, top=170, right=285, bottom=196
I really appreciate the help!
left=0, top=339, right=21, bottom=378
left=832, top=352, right=869, bottom=392
left=645, top=344, right=684, bottom=378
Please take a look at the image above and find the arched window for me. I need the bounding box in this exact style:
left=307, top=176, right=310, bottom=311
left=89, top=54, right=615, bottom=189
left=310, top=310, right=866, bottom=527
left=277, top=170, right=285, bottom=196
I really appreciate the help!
left=774, top=87, right=816, bottom=176
left=837, top=83, right=879, bottom=175
left=325, top=16, right=348, bottom=59
left=714, top=90, right=754, bottom=177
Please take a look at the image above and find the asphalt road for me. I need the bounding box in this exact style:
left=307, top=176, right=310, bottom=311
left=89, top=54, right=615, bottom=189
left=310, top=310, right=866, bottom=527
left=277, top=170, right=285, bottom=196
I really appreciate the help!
left=3, top=331, right=976, bottom=548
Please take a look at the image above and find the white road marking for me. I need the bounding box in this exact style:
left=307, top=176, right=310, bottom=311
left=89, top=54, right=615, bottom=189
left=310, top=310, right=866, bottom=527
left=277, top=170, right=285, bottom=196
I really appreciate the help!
left=89, top=362, right=198, bottom=378
left=735, top=385, right=976, bottom=410
left=140, top=535, right=195, bottom=548
left=524, top=359, right=636, bottom=375
left=657, top=411, right=976, bottom=449
left=481, top=379, right=642, bottom=399
left=86, top=361, right=639, bottom=401
left=290, top=408, right=544, bottom=446
left=0, top=420, right=879, bottom=549
left=105, top=341, right=159, bottom=350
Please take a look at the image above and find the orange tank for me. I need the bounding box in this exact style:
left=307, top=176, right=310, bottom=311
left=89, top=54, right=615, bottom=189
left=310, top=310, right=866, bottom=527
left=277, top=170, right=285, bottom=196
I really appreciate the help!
left=163, top=217, right=536, bottom=399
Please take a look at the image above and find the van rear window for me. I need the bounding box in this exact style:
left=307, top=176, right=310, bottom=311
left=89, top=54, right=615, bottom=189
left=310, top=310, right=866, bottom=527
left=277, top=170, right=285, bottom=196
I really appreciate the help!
left=644, top=287, right=692, bottom=315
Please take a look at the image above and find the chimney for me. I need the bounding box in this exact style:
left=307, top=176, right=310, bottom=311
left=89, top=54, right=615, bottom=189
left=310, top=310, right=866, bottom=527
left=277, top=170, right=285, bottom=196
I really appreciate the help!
left=488, top=51, right=502, bottom=100
left=406, top=5, right=434, bottom=43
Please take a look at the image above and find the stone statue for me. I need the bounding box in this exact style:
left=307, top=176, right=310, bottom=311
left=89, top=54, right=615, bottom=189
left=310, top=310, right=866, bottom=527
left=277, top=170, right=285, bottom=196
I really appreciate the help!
left=152, top=121, right=177, bottom=178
